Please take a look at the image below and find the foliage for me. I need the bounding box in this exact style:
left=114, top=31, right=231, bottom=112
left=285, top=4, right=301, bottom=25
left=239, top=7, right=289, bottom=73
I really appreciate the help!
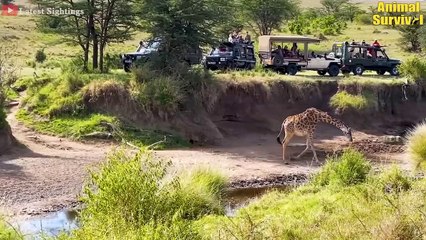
left=406, top=122, right=426, bottom=170
left=329, top=90, right=373, bottom=111
left=35, top=49, right=47, bottom=63
left=397, top=13, right=425, bottom=52
left=399, top=57, right=426, bottom=84
left=312, top=148, right=371, bottom=187
left=133, top=76, right=184, bottom=112
left=377, top=166, right=412, bottom=193
left=356, top=13, right=373, bottom=25
left=0, top=105, right=6, bottom=130
left=288, top=13, right=346, bottom=35
left=197, top=174, right=426, bottom=239
left=138, top=0, right=234, bottom=72
left=34, top=0, right=137, bottom=72
left=0, top=217, right=22, bottom=240
left=65, top=149, right=226, bottom=239
left=320, top=0, right=363, bottom=22
left=238, top=0, right=299, bottom=36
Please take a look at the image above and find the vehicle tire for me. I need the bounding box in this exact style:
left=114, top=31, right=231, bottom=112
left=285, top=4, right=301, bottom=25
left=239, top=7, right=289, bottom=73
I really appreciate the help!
left=327, top=64, right=340, bottom=77
left=123, top=64, right=131, bottom=72
left=389, top=65, right=400, bottom=76
left=353, top=65, right=364, bottom=76
left=376, top=69, right=386, bottom=75
left=272, top=56, right=284, bottom=66
left=287, top=64, right=298, bottom=75
left=317, top=70, right=327, bottom=76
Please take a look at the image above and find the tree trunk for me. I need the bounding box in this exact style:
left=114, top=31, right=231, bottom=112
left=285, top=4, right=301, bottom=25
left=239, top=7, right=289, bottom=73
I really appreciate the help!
left=99, top=43, right=105, bottom=73
left=92, top=33, right=98, bottom=69
left=89, top=0, right=98, bottom=70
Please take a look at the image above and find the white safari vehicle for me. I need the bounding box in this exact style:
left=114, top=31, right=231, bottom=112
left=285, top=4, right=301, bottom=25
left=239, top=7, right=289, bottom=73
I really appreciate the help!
left=258, top=35, right=342, bottom=76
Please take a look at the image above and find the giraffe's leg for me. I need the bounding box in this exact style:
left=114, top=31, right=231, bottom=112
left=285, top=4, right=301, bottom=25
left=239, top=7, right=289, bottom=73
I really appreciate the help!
left=310, top=141, right=319, bottom=162
left=294, top=137, right=310, bottom=159
left=305, top=133, right=319, bottom=162
left=282, top=134, right=293, bottom=164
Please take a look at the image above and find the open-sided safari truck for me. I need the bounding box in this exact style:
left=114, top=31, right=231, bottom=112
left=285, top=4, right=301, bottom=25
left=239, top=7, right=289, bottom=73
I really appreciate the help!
left=258, top=35, right=341, bottom=76
left=337, top=41, right=401, bottom=76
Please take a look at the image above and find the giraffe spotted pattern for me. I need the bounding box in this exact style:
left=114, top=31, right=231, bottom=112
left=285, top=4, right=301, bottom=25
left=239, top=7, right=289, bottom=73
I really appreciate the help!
left=276, top=108, right=353, bottom=164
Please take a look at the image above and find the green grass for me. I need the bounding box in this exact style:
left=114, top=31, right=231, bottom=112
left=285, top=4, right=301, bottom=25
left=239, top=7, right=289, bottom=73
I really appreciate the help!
left=406, top=122, right=426, bottom=170
left=329, top=90, right=374, bottom=111
left=64, top=149, right=226, bottom=240
left=312, top=148, right=372, bottom=187
left=400, top=57, right=426, bottom=84
left=196, top=150, right=426, bottom=240
left=0, top=217, right=22, bottom=240
left=16, top=109, right=188, bottom=149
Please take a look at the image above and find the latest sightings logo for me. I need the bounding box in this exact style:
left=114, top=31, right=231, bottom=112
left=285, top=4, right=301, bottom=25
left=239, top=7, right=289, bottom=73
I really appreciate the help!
left=373, top=1, right=424, bottom=25
left=1, top=4, right=19, bottom=16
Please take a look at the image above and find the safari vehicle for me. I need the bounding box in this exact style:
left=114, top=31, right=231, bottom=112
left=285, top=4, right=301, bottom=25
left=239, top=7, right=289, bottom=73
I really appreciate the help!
left=204, top=41, right=256, bottom=70
left=338, top=42, right=401, bottom=76
left=121, top=38, right=202, bottom=72
left=258, top=35, right=341, bottom=76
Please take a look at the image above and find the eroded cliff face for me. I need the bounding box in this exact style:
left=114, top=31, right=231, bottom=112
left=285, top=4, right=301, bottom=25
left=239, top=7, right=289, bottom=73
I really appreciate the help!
left=83, top=79, right=426, bottom=144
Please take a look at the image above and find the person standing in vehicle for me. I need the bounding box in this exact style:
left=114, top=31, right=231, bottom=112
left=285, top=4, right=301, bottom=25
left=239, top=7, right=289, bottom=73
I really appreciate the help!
left=290, top=43, right=298, bottom=56
left=244, top=32, right=251, bottom=42
left=372, top=39, right=381, bottom=47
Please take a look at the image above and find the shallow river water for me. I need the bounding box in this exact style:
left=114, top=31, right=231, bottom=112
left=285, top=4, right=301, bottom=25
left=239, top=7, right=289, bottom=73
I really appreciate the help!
left=13, top=185, right=289, bottom=239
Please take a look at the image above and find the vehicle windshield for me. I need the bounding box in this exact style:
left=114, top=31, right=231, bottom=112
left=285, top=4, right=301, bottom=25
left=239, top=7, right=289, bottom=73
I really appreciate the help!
left=210, top=46, right=232, bottom=56
left=137, top=41, right=160, bottom=53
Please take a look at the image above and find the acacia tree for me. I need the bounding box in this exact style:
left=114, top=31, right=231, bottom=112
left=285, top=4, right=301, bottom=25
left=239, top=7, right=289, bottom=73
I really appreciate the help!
left=35, top=0, right=136, bottom=72
left=35, top=0, right=92, bottom=70
left=139, top=0, right=234, bottom=72
left=238, top=0, right=299, bottom=36
left=95, top=0, right=137, bottom=72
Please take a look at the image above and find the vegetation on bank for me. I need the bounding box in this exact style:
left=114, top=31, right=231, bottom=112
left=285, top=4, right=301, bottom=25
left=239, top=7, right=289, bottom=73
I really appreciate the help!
left=1, top=122, right=425, bottom=239
left=0, top=217, right=22, bottom=240
left=15, top=67, right=189, bottom=149
left=62, top=148, right=227, bottom=240
left=406, top=122, right=426, bottom=171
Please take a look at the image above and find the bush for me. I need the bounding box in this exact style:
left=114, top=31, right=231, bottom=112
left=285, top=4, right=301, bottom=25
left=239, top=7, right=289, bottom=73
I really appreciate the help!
left=134, top=77, right=184, bottom=112
left=406, top=122, right=426, bottom=170
left=356, top=13, right=372, bottom=25
left=377, top=166, right=412, bottom=193
left=330, top=91, right=373, bottom=111
left=399, top=57, right=426, bottom=84
left=35, top=49, right=47, bottom=63
left=70, top=149, right=226, bottom=239
left=312, top=148, right=371, bottom=187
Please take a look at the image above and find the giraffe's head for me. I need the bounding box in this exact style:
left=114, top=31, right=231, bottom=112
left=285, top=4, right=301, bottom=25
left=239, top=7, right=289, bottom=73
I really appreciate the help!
left=343, top=127, right=353, bottom=142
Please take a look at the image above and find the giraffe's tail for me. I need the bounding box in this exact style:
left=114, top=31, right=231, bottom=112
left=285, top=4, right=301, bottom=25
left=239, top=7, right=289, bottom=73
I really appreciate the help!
left=276, top=123, right=285, bottom=145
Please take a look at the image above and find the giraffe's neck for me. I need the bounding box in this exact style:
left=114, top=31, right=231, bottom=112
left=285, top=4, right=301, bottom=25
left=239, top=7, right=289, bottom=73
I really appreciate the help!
left=317, top=114, right=348, bottom=132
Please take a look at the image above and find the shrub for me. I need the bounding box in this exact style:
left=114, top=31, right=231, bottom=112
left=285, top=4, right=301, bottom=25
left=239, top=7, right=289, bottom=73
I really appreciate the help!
left=356, top=13, right=372, bottom=25
left=35, top=48, right=47, bottom=63
left=399, top=57, right=426, bottom=84
left=406, top=122, right=426, bottom=170
left=134, top=77, right=184, bottom=112
left=312, top=148, right=371, bottom=187
left=330, top=91, right=372, bottom=111
left=377, top=166, right=411, bottom=193
left=71, top=149, right=226, bottom=239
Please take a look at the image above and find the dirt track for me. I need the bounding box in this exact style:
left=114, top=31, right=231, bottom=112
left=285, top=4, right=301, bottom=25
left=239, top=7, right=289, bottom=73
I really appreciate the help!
left=0, top=104, right=411, bottom=218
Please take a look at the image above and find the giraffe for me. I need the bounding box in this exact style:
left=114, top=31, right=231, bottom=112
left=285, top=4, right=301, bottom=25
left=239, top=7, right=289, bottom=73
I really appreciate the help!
left=276, top=108, right=353, bottom=164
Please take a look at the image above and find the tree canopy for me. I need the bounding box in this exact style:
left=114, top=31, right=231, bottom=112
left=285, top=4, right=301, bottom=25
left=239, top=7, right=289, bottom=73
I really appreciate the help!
left=238, top=0, right=299, bottom=36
